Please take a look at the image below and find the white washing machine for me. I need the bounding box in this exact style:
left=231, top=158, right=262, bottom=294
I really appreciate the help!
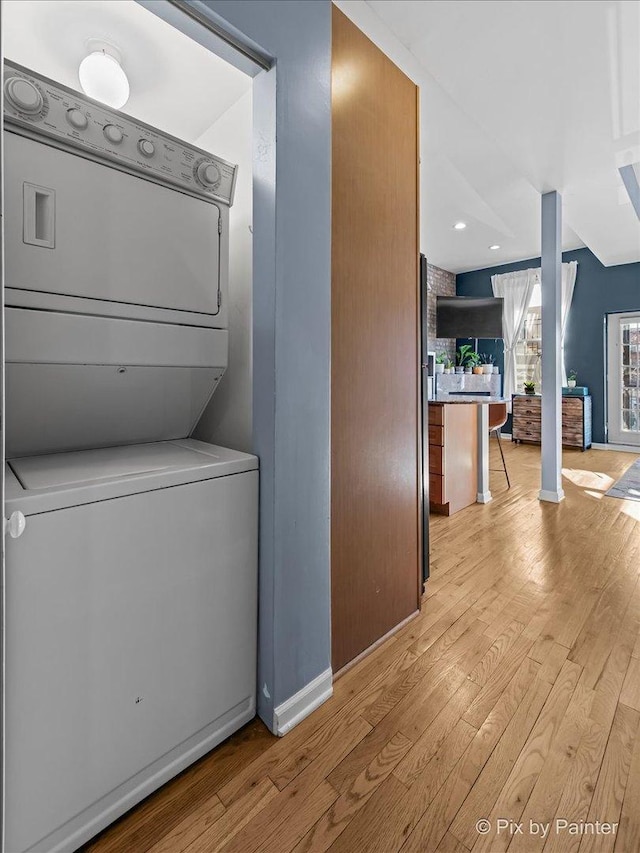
left=2, top=61, right=258, bottom=853
left=5, top=442, right=258, bottom=853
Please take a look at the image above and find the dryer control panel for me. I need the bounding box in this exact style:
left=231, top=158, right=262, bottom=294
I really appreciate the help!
left=3, top=60, right=238, bottom=207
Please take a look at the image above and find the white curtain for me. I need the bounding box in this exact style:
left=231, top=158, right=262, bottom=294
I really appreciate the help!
left=491, top=268, right=537, bottom=403
left=528, top=261, right=578, bottom=385
left=560, top=261, right=578, bottom=385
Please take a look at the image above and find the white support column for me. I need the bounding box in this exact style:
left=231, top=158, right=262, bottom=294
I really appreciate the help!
left=539, top=191, right=565, bottom=503
left=477, top=403, right=492, bottom=503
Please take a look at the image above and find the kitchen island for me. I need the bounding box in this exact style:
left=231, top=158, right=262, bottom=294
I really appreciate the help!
left=429, top=395, right=506, bottom=515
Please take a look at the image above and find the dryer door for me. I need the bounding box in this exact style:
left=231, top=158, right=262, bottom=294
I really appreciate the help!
left=4, top=133, right=221, bottom=319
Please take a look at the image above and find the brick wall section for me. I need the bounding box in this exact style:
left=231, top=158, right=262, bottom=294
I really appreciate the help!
left=426, top=262, right=456, bottom=362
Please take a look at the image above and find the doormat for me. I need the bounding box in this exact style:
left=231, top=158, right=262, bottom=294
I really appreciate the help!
left=606, top=457, right=640, bottom=502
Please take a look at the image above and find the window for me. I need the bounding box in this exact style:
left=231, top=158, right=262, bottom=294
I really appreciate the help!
left=607, top=313, right=640, bottom=445
left=515, top=282, right=542, bottom=390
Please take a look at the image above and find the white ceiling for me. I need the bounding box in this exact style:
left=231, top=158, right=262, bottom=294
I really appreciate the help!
left=4, top=0, right=639, bottom=274
left=2, top=0, right=252, bottom=145
left=361, top=0, right=640, bottom=272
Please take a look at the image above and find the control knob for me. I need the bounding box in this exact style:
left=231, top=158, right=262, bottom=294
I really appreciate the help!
left=138, top=139, right=155, bottom=157
left=103, top=124, right=124, bottom=144
left=5, top=77, right=43, bottom=114
left=67, top=109, right=88, bottom=130
left=196, top=161, right=222, bottom=188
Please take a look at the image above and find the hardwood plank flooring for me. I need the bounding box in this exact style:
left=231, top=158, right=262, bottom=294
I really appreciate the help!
left=83, top=442, right=640, bottom=853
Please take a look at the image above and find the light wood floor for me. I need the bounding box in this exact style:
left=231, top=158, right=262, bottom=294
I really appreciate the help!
left=84, top=440, right=640, bottom=853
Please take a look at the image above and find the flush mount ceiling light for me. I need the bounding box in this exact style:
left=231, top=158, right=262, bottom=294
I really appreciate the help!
left=79, top=46, right=129, bottom=110
left=453, top=221, right=467, bottom=230
left=489, top=244, right=501, bottom=250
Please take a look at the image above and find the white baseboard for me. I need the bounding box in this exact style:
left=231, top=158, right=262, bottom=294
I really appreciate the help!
left=500, top=432, right=512, bottom=440
left=476, top=491, right=493, bottom=504
left=592, top=442, right=640, bottom=453
left=273, top=667, right=333, bottom=737
left=538, top=488, right=565, bottom=503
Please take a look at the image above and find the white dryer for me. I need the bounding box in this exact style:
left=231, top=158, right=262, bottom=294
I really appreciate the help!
left=3, top=60, right=237, bottom=458
left=2, top=61, right=258, bottom=853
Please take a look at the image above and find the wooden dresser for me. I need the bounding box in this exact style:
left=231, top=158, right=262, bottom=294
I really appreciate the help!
left=512, top=394, right=592, bottom=450
left=428, top=402, right=478, bottom=515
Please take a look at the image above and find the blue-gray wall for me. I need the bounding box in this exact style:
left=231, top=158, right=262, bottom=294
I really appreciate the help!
left=456, top=247, right=640, bottom=443
left=201, top=0, right=332, bottom=727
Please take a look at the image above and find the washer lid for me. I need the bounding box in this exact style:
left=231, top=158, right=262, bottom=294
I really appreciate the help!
left=9, top=442, right=225, bottom=491
left=6, top=439, right=258, bottom=515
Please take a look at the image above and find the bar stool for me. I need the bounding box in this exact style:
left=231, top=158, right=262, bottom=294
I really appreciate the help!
left=489, top=402, right=510, bottom=488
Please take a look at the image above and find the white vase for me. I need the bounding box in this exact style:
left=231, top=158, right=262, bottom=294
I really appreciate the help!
left=492, top=366, right=499, bottom=374
left=444, top=368, right=452, bottom=375
left=435, top=363, right=445, bottom=375
left=567, top=379, right=576, bottom=388
left=455, top=366, right=464, bottom=374
left=482, top=364, right=493, bottom=374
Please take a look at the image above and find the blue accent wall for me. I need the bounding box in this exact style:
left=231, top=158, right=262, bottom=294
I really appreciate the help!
left=456, top=247, right=640, bottom=443
left=201, top=0, right=332, bottom=728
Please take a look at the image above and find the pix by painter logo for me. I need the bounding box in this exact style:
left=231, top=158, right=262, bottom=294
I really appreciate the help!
left=476, top=818, right=619, bottom=838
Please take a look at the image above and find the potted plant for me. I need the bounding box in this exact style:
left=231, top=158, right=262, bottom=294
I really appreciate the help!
left=479, top=353, right=494, bottom=374
left=434, top=352, right=447, bottom=375
left=444, top=359, right=453, bottom=375
left=567, top=370, right=577, bottom=389
left=468, top=352, right=483, bottom=375
left=524, top=381, right=536, bottom=395
left=455, top=344, right=473, bottom=374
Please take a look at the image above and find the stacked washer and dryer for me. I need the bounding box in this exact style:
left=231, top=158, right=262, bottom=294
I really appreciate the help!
left=2, top=61, right=258, bottom=853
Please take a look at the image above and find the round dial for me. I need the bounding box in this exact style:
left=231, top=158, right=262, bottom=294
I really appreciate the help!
left=67, top=108, right=88, bottom=130
left=103, top=124, right=124, bottom=144
left=5, top=77, right=43, bottom=114
left=138, top=139, right=155, bottom=157
left=196, top=161, right=222, bottom=189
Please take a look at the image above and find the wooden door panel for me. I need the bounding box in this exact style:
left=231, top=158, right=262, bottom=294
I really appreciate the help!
left=331, top=7, right=420, bottom=672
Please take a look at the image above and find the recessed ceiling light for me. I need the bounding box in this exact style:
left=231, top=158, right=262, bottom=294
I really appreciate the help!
left=489, top=244, right=500, bottom=250
left=453, top=221, right=467, bottom=230
left=79, top=49, right=129, bottom=110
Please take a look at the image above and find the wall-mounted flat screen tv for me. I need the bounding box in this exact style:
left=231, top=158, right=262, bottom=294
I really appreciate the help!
left=436, top=296, right=504, bottom=339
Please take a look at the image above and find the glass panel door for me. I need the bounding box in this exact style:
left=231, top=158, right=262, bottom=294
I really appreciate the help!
left=608, top=313, right=640, bottom=446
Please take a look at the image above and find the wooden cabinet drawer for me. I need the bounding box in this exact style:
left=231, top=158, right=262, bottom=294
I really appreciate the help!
left=513, top=426, right=541, bottom=442
left=562, top=397, right=583, bottom=413
left=562, top=415, right=582, bottom=428
left=513, top=409, right=542, bottom=424
left=562, top=427, right=583, bottom=446
left=513, top=398, right=541, bottom=417
left=429, top=473, right=444, bottom=504
left=516, top=417, right=541, bottom=431
left=562, top=439, right=584, bottom=449
left=428, top=424, right=444, bottom=446
left=429, top=445, right=443, bottom=474
left=428, top=405, right=443, bottom=426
